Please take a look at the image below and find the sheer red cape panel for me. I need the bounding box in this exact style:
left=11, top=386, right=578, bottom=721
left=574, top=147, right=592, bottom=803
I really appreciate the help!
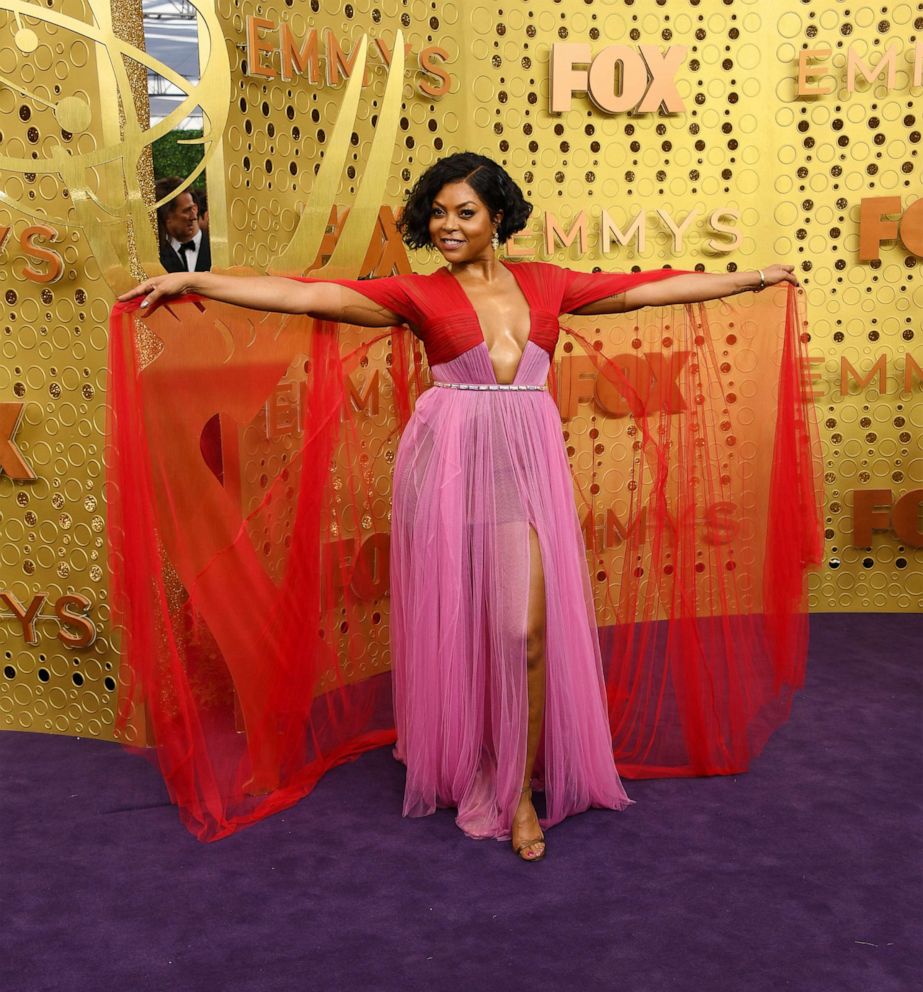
left=106, top=273, right=821, bottom=840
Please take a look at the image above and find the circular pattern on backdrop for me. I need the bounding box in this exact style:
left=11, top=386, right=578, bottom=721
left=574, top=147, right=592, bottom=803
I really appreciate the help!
left=0, top=0, right=920, bottom=740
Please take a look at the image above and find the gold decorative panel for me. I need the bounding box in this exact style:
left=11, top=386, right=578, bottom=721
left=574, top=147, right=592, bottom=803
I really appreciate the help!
left=1, top=0, right=920, bottom=742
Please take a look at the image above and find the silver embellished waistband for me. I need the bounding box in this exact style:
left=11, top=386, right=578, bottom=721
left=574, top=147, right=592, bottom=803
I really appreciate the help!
left=433, top=381, right=547, bottom=392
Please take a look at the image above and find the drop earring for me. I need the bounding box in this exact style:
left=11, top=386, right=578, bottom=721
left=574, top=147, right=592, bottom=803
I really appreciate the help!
left=491, top=229, right=499, bottom=250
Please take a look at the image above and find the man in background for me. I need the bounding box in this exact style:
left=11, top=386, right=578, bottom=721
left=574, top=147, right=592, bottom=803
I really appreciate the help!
left=156, top=176, right=211, bottom=273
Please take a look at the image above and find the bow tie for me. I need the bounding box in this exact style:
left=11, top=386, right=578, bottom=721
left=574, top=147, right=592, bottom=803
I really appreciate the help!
left=178, top=240, right=196, bottom=252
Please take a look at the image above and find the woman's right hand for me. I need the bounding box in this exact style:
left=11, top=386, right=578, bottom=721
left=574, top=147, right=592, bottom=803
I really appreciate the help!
left=117, top=272, right=197, bottom=310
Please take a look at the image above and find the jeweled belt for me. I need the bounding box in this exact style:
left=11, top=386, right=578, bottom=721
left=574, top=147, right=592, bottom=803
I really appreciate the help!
left=433, top=381, right=547, bottom=392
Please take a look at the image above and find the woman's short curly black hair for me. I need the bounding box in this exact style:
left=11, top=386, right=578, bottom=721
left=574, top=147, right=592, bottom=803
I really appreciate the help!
left=396, top=152, right=533, bottom=249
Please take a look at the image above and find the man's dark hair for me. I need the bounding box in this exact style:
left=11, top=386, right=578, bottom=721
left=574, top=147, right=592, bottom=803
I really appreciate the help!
left=155, top=176, right=186, bottom=218
left=396, top=152, right=533, bottom=249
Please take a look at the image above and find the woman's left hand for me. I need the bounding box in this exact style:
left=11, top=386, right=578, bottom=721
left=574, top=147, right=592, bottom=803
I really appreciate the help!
left=758, top=264, right=800, bottom=289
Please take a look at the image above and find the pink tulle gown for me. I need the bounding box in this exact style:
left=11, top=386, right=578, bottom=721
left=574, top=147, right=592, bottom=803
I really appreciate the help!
left=391, top=337, right=631, bottom=839
left=334, top=261, right=687, bottom=840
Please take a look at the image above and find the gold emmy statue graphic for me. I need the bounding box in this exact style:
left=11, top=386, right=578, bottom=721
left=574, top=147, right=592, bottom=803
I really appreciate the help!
left=0, top=1, right=410, bottom=747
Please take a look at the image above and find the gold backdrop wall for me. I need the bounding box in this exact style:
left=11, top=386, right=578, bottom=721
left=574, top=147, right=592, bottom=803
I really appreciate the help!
left=0, top=0, right=920, bottom=741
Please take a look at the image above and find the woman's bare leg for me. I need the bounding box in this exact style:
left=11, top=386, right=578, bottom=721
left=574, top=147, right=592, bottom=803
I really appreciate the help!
left=512, top=526, right=547, bottom=860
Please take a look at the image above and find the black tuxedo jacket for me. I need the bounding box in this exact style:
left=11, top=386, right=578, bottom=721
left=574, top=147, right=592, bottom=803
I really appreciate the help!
left=160, top=234, right=211, bottom=273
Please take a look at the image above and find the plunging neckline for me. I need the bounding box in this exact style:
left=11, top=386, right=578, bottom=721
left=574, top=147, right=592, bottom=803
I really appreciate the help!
left=441, top=260, right=534, bottom=384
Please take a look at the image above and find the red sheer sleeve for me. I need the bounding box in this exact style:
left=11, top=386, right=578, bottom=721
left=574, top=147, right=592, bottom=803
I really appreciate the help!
left=106, top=292, right=420, bottom=839
left=105, top=272, right=821, bottom=839
left=556, top=284, right=823, bottom=777
left=301, top=273, right=427, bottom=330
left=549, top=264, right=692, bottom=314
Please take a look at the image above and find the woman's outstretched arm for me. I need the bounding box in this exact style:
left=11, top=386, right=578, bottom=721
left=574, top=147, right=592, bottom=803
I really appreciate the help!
left=572, top=264, right=800, bottom=315
left=116, top=271, right=403, bottom=328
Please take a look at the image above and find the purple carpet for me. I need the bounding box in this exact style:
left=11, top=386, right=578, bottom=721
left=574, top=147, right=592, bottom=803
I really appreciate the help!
left=1, top=614, right=920, bottom=992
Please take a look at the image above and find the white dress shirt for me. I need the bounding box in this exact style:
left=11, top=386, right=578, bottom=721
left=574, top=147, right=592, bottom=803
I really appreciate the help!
left=168, top=228, right=203, bottom=272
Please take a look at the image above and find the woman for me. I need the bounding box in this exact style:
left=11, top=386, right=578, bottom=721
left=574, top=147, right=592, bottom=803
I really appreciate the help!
left=120, top=152, right=799, bottom=861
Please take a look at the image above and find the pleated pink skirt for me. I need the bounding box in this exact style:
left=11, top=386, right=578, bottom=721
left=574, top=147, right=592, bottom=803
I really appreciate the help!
left=389, top=340, right=631, bottom=840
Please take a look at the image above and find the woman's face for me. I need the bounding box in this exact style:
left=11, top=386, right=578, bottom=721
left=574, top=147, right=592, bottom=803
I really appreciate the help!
left=427, top=181, right=501, bottom=263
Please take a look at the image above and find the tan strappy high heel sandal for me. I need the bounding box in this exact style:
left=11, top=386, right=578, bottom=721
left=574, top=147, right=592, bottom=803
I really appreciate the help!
left=513, top=785, right=546, bottom=862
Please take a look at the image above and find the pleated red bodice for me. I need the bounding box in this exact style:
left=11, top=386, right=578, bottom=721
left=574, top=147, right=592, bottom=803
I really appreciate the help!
left=332, top=260, right=689, bottom=367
